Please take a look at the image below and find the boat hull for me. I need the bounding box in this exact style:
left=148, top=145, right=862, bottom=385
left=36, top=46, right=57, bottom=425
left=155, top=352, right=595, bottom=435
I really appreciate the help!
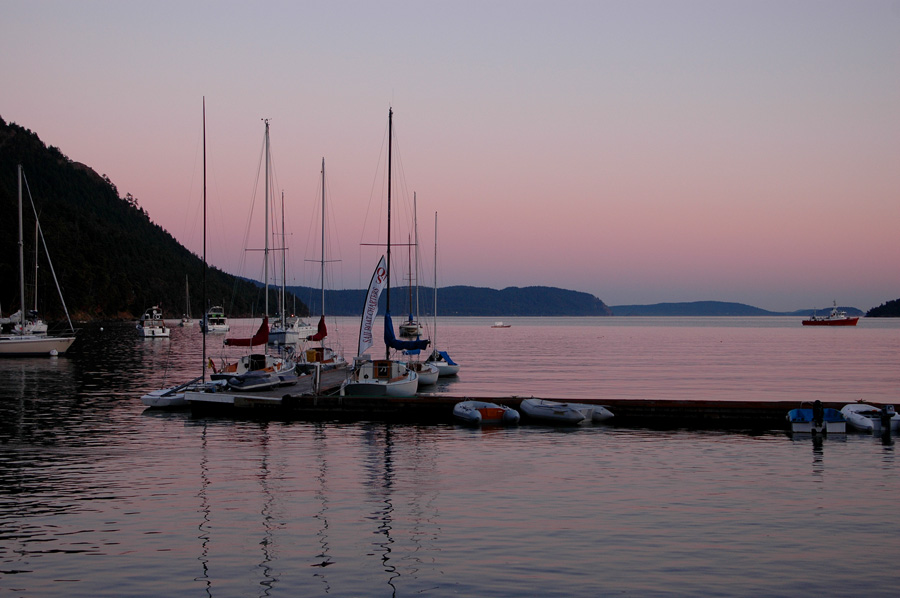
left=787, top=407, right=846, bottom=434
left=520, top=398, right=586, bottom=424
left=453, top=400, right=519, bottom=425
left=0, top=335, right=76, bottom=356
left=801, top=318, right=858, bottom=326
left=841, top=404, right=900, bottom=433
left=409, top=362, right=439, bottom=386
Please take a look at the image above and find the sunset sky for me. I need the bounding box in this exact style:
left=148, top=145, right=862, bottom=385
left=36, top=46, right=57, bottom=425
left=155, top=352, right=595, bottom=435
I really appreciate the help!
left=3, top=0, right=898, bottom=312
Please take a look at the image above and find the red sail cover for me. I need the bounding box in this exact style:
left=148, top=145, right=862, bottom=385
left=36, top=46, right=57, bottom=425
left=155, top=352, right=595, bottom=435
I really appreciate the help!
left=307, top=315, right=327, bottom=342
left=224, top=317, right=269, bottom=346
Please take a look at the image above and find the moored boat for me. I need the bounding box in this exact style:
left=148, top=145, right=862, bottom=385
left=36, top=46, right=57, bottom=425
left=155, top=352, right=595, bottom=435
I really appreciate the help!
left=137, top=306, right=170, bottom=338
left=840, top=403, right=899, bottom=433
left=424, top=212, right=461, bottom=378
left=519, top=398, right=586, bottom=424
left=787, top=400, right=846, bottom=434
left=202, top=305, right=229, bottom=333
left=453, top=400, right=520, bottom=425
left=141, top=377, right=226, bottom=408
left=0, top=165, right=78, bottom=357
left=341, top=109, right=429, bottom=398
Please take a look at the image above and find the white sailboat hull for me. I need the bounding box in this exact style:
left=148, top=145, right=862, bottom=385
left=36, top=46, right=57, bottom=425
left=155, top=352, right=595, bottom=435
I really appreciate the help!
left=0, top=334, right=76, bottom=356
left=341, top=359, right=419, bottom=397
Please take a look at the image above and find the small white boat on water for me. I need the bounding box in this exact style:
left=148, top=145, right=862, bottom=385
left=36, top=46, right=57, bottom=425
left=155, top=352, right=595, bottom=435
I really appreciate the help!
left=201, top=306, right=229, bottom=333
left=137, top=306, right=170, bottom=338
left=491, top=321, right=511, bottom=328
left=787, top=401, right=846, bottom=434
left=453, top=400, right=520, bottom=425
left=840, top=403, right=899, bottom=433
left=519, top=398, right=588, bottom=424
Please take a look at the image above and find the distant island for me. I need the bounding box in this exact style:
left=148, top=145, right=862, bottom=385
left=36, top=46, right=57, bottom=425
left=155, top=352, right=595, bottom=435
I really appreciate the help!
left=610, top=301, right=865, bottom=317
left=287, top=285, right=613, bottom=317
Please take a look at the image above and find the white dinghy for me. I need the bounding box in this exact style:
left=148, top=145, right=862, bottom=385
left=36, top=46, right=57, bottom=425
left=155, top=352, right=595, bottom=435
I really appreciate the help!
left=840, top=403, right=899, bottom=433
left=519, top=398, right=587, bottom=424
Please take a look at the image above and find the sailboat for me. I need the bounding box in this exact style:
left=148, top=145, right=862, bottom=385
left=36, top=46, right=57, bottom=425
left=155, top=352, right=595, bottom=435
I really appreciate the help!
left=400, top=197, right=438, bottom=386
left=11, top=222, right=48, bottom=335
left=0, top=165, right=77, bottom=356
left=269, top=191, right=315, bottom=346
left=212, top=119, right=296, bottom=383
left=341, top=108, right=429, bottom=397
left=142, top=98, right=226, bottom=407
left=398, top=204, right=422, bottom=339
left=425, top=212, right=460, bottom=377
left=295, top=158, right=346, bottom=376
left=180, top=275, right=194, bottom=326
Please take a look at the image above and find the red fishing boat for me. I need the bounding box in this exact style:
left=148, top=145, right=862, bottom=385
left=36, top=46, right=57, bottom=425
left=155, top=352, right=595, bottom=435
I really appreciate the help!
left=802, top=301, right=859, bottom=326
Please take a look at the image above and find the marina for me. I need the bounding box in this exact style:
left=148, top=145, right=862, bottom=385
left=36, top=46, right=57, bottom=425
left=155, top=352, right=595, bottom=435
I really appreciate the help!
left=3, top=316, right=900, bottom=597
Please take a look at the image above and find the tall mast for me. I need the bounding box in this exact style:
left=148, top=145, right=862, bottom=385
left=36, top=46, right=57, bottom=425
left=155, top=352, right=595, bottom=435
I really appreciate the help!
left=320, top=158, right=326, bottom=317
left=33, top=220, right=39, bottom=313
left=433, top=211, right=438, bottom=350
left=414, top=192, right=419, bottom=323
left=280, top=190, right=286, bottom=328
left=17, top=165, right=25, bottom=337
left=264, top=119, right=270, bottom=319
left=386, top=107, right=393, bottom=360
left=202, top=97, right=207, bottom=380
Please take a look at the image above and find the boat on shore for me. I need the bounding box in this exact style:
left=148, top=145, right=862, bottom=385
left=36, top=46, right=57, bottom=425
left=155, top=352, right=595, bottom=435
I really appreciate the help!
left=787, top=400, right=846, bottom=434
left=802, top=301, right=859, bottom=326
left=491, top=321, right=511, bottom=328
left=453, top=400, right=519, bottom=425
left=840, top=403, right=899, bottom=433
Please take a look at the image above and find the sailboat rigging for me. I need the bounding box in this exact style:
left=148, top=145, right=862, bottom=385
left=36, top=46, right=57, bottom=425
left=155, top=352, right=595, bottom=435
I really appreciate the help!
left=341, top=107, right=429, bottom=397
left=0, top=165, right=78, bottom=356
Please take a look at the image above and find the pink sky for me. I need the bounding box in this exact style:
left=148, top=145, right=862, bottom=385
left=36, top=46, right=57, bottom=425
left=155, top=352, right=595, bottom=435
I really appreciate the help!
left=3, top=1, right=898, bottom=312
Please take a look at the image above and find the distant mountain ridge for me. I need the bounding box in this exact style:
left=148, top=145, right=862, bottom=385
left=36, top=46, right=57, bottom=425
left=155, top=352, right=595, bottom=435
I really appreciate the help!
left=610, top=301, right=863, bottom=317
left=287, top=285, right=613, bottom=317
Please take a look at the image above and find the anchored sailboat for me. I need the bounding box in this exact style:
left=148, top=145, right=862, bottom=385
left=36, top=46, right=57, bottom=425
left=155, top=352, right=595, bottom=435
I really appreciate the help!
left=0, top=165, right=77, bottom=356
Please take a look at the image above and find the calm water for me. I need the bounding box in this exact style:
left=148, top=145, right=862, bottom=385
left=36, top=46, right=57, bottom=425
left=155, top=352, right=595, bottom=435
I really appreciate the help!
left=2, top=317, right=899, bottom=597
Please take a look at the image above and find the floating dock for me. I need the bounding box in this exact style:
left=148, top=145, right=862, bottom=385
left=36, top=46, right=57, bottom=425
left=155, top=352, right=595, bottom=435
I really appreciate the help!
left=183, top=368, right=855, bottom=431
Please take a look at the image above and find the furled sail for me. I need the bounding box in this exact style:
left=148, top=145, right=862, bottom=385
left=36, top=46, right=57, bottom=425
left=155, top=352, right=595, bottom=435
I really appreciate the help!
left=307, top=315, right=327, bottom=342
left=224, top=317, right=269, bottom=347
left=358, top=256, right=388, bottom=356
left=384, top=312, right=430, bottom=351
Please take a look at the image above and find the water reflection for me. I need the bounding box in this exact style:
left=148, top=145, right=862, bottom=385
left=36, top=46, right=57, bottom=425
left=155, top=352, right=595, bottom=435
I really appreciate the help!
left=364, top=424, right=399, bottom=596
left=311, top=424, right=333, bottom=594
left=195, top=422, right=212, bottom=597
left=256, top=424, right=277, bottom=597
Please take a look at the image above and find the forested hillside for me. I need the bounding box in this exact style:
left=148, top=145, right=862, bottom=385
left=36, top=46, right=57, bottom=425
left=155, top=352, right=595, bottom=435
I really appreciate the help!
left=0, top=117, right=307, bottom=320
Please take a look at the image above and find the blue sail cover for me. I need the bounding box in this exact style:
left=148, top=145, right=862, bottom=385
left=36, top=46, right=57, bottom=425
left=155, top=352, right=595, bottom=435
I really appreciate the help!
left=384, top=312, right=430, bottom=351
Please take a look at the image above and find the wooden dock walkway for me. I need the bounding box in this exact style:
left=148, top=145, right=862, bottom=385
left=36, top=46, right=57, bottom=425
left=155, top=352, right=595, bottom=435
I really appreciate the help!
left=183, top=367, right=848, bottom=430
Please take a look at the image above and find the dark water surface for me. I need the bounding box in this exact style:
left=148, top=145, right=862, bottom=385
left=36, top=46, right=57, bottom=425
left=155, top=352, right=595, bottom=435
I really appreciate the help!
left=2, top=317, right=898, bottom=596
